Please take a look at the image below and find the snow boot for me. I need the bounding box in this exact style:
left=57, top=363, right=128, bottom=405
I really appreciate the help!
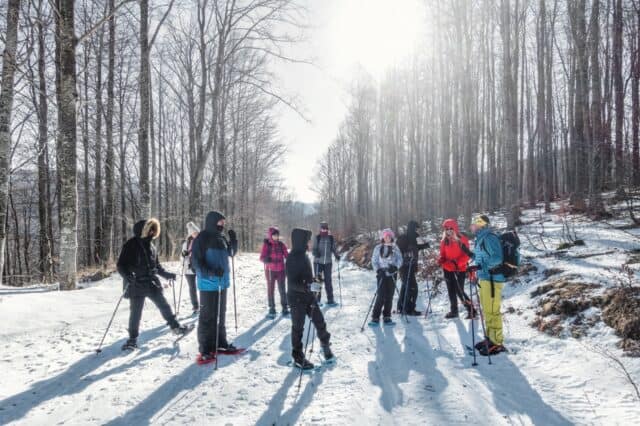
left=293, top=357, right=315, bottom=371
left=172, top=325, right=190, bottom=336
left=407, top=310, right=423, bottom=316
left=326, top=300, right=339, bottom=308
left=322, top=343, right=335, bottom=364
left=478, top=343, right=506, bottom=356
left=368, top=318, right=380, bottom=327
left=383, top=317, right=396, bottom=326
left=267, top=307, right=277, bottom=319
left=445, top=311, right=459, bottom=319
left=282, top=306, right=290, bottom=316
left=217, top=343, right=238, bottom=354
left=196, top=352, right=216, bottom=365
left=121, top=338, right=138, bottom=351
left=475, top=337, right=494, bottom=351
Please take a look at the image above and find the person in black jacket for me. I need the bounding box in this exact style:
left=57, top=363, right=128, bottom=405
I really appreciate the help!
left=396, top=220, right=430, bottom=316
left=286, top=228, right=334, bottom=370
left=117, top=218, right=188, bottom=350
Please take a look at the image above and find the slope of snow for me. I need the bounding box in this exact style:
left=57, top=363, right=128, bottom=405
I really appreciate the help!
left=1, top=245, right=639, bottom=425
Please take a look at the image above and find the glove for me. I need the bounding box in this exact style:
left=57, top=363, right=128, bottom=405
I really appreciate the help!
left=334, top=253, right=340, bottom=261
left=264, top=256, right=272, bottom=264
left=181, top=250, right=188, bottom=257
left=467, top=264, right=479, bottom=273
left=376, top=268, right=385, bottom=279
left=387, top=265, right=398, bottom=274
left=310, top=282, right=322, bottom=293
left=168, top=273, right=177, bottom=281
left=213, top=267, right=224, bottom=277
left=228, top=229, right=237, bottom=242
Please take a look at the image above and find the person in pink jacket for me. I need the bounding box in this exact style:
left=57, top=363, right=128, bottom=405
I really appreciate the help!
left=259, top=227, right=289, bottom=318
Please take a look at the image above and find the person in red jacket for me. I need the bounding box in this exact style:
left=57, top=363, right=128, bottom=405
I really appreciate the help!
left=259, top=226, right=289, bottom=317
left=438, top=218, right=475, bottom=319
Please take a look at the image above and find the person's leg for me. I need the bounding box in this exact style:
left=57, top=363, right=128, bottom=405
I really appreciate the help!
left=408, top=270, right=419, bottom=312
left=444, top=271, right=459, bottom=314
left=371, top=278, right=384, bottom=321
left=276, top=271, right=288, bottom=310
left=324, top=263, right=334, bottom=303
left=128, top=296, right=145, bottom=340
left=289, top=292, right=306, bottom=359
left=266, top=269, right=276, bottom=310
left=217, top=289, right=228, bottom=346
left=186, top=274, right=199, bottom=311
left=478, top=280, right=504, bottom=345
left=309, top=296, right=331, bottom=345
left=382, top=276, right=395, bottom=319
left=198, top=291, right=215, bottom=354
left=397, top=266, right=408, bottom=312
left=148, top=290, right=180, bottom=328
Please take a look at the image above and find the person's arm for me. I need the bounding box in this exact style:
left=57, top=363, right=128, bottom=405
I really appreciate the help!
left=484, top=234, right=503, bottom=271
left=332, top=237, right=340, bottom=260
left=393, top=245, right=403, bottom=268
left=371, top=245, right=381, bottom=271
left=282, top=242, right=289, bottom=259
left=259, top=241, right=268, bottom=263
left=116, top=241, right=134, bottom=281
left=312, top=235, right=320, bottom=258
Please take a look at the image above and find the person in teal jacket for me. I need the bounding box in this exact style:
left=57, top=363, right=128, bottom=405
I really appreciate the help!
left=470, top=214, right=507, bottom=355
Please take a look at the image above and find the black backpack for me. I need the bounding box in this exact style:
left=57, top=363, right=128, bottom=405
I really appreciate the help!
left=481, top=230, right=521, bottom=278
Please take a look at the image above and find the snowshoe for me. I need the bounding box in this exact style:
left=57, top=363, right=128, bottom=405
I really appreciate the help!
left=267, top=307, right=277, bottom=319
left=172, top=324, right=191, bottom=336
left=478, top=343, right=506, bottom=356
left=321, top=343, right=334, bottom=362
left=293, top=358, right=315, bottom=371
left=326, top=301, right=339, bottom=308
left=192, top=308, right=200, bottom=317
left=407, top=310, right=423, bottom=316
left=465, top=309, right=477, bottom=320
left=217, top=343, right=241, bottom=354
left=475, top=338, right=494, bottom=351
left=282, top=306, right=290, bottom=316
left=196, top=352, right=216, bottom=365
left=383, top=317, right=396, bottom=326
left=445, top=311, right=459, bottom=319
left=368, top=319, right=380, bottom=327
left=121, top=339, right=138, bottom=351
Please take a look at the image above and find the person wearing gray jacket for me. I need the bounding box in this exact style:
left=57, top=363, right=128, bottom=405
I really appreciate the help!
left=181, top=221, right=200, bottom=314
left=312, top=222, right=340, bottom=305
left=370, top=229, right=403, bottom=325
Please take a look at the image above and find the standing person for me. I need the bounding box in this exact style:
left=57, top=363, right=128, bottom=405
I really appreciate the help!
left=470, top=214, right=507, bottom=355
left=312, top=222, right=340, bottom=306
left=259, top=226, right=289, bottom=318
left=438, top=219, right=475, bottom=319
left=369, top=229, right=403, bottom=326
left=117, top=218, right=188, bottom=351
left=191, top=211, right=239, bottom=364
left=286, top=228, right=334, bottom=370
left=181, top=221, right=200, bottom=315
left=396, top=220, right=430, bottom=316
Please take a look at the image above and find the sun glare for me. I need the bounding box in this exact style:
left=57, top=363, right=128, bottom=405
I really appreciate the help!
left=328, top=0, right=426, bottom=79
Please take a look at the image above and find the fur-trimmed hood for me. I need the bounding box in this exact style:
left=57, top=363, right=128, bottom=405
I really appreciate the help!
left=142, top=218, right=161, bottom=240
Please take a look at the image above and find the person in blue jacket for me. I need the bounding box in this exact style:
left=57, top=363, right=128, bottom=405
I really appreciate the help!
left=470, top=214, right=507, bottom=355
left=191, top=211, right=238, bottom=364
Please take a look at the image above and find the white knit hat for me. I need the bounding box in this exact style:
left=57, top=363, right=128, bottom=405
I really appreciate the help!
left=186, top=221, right=200, bottom=235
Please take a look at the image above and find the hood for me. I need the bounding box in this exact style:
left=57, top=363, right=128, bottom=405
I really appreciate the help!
left=204, top=211, right=226, bottom=233
left=407, top=220, right=420, bottom=241
left=442, top=218, right=460, bottom=233
left=267, top=226, right=280, bottom=239
left=142, top=218, right=161, bottom=240
left=133, top=220, right=146, bottom=238
left=291, top=228, right=312, bottom=253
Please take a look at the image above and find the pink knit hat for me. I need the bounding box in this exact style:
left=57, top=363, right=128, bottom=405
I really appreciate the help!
left=381, top=228, right=395, bottom=241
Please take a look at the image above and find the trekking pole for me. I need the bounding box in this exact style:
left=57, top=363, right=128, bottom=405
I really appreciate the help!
left=469, top=278, right=478, bottom=367
left=424, top=278, right=434, bottom=320
left=96, top=282, right=130, bottom=354
left=176, top=263, right=185, bottom=317
left=400, top=258, right=413, bottom=322
left=297, top=294, right=318, bottom=393
left=337, top=261, right=343, bottom=307
left=171, top=278, right=177, bottom=314
left=474, top=279, right=492, bottom=365
left=214, top=288, right=223, bottom=370
left=360, top=276, right=383, bottom=331
left=231, top=255, right=238, bottom=335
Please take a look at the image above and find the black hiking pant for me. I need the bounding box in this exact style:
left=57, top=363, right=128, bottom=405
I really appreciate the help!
left=128, top=290, right=179, bottom=339
left=372, top=275, right=395, bottom=320
left=288, top=290, right=331, bottom=360
left=197, top=289, right=228, bottom=354
left=444, top=270, right=471, bottom=315
left=315, top=263, right=335, bottom=303
left=397, top=263, right=418, bottom=313
left=185, top=274, right=199, bottom=310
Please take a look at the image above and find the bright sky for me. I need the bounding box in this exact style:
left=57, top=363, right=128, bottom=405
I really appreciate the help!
left=273, top=0, right=426, bottom=203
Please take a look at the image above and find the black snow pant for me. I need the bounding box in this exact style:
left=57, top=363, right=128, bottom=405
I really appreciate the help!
left=197, top=289, right=228, bottom=354
left=444, top=270, right=471, bottom=315
left=288, top=290, right=331, bottom=361
left=315, top=263, right=334, bottom=303
left=372, top=274, right=395, bottom=320
left=397, top=263, right=419, bottom=314
left=185, top=274, right=199, bottom=310
left=128, top=291, right=179, bottom=340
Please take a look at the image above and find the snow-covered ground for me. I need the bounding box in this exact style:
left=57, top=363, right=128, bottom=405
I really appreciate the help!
left=2, top=209, right=640, bottom=425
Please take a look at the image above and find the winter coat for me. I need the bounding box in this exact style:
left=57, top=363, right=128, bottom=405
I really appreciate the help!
left=371, top=243, right=403, bottom=277
left=286, top=228, right=314, bottom=295
left=312, top=233, right=339, bottom=265
left=259, top=227, right=289, bottom=272
left=438, top=219, right=470, bottom=273
left=191, top=211, right=236, bottom=292
left=473, top=227, right=505, bottom=282
left=396, top=220, right=429, bottom=267
left=181, top=235, right=197, bottom=275
left=117, top=218, right=174, bottom=298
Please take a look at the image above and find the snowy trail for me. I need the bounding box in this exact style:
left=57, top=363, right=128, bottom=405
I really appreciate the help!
left=1, top=253, right=639, bottom=425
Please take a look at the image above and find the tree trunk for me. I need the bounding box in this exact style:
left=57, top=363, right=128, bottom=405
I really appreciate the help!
left=138, top=0, right=151, bottom=217
left=103, top=0, right=116, bottom=265
left=612, top=0, right=624, bottom=187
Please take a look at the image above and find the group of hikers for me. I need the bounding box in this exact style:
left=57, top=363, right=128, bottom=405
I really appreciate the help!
left=116, top=210, right=517, bottom=369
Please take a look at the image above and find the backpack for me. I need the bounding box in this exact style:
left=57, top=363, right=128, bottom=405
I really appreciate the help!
left=481, top=230, right=521, bottom=278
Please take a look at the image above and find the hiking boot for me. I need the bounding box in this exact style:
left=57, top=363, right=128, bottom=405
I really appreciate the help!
left=368, top=318, right=380, bottom=327
left=475, top=337, right=495, bottom=351
left=322, top=343, right=334, bottom=361
left=121, top=338, right=137, bottom=351
left=293, top=351, right=314, bottom=370
left=217, top=343, right=238, bottom=353
left=445, top=311, right=459, bottom=319
left=282, top=306, right=290, bottom=316
left=478, top=343, right=506, bottom=356
left=172, top=325, right=189, bottom=336
left=196, top=352, right=216, bottom=365
left=407, top=310, right=423, bottom=316
left=383, top=317, right=396, bottom=326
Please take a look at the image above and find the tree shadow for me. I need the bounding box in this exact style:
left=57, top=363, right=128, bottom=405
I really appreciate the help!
left=104, top=317, right=281, bottom=425
left=454, top=321, right=573, bottom=425
left=0, top=323, right=170, bottom=424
